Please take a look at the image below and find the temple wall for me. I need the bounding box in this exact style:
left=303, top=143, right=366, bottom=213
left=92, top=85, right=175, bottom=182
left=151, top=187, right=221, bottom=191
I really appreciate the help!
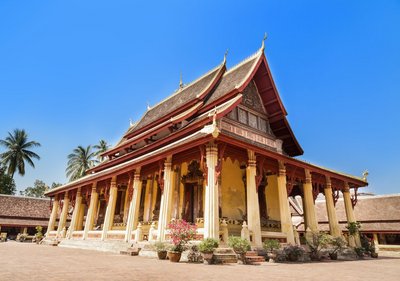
left=266, top=175, right=281, bottom=221
left=221, top=157, right=246, bottom=220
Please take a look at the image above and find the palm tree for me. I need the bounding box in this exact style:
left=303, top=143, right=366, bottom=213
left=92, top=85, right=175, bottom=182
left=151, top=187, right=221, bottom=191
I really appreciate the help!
left=66, top=145, right=98, bottom=181
left=94, top=139, right=110, bottom=162
left=0, top=129, right=41, bottom=177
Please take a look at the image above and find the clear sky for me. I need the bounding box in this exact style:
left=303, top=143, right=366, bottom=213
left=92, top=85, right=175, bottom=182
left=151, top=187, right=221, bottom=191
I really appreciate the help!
left=0, top=1, right=399, bottom=195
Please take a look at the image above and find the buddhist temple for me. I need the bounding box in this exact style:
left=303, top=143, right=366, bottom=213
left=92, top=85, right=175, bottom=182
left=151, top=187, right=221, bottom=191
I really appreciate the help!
left=44, top=41, right=368, bottom=249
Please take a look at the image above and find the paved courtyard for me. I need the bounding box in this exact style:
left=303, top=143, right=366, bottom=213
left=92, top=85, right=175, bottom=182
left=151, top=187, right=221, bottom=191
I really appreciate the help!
left=1, top=242, right=400, bottom=281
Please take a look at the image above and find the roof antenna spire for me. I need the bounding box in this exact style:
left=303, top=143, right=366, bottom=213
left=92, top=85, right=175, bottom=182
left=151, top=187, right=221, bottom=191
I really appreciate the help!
left=179, top=72, right=184, bottom=89
left=261, top=32, right=268, bottom=51
left=223, top=49, right=229, bottom=64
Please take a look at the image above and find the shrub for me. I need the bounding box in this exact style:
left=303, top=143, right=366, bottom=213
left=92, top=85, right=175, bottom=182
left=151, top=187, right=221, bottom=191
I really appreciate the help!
left=227, top=236, right=251, bottom=254
left=228, top=236, right=251, bottom=264
left=306, top=232, right=331, bottom=261
left=346, top=222, right=361, bottom=236
left=153, top=241, right=168, bottom=252
left=283, top=244, right=305, bottom=262
left=263, top=239, right=281, bottom=253
left=198, top=238, right=219, bottom=253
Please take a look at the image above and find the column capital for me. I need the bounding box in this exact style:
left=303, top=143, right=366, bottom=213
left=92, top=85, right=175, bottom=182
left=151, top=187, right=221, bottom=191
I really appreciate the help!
left=77, top=187, right=82, bottom=196
left=305, top=169, right=312, bottom=184
left=134, top=167, right=141, bottom=180
left=278, top=160, right=286, bottom=177
left=64, top=191, right=69, bottom=199
left=325, top=176, right=332, bottom=189
left=343, top=182, right=350, bottom=193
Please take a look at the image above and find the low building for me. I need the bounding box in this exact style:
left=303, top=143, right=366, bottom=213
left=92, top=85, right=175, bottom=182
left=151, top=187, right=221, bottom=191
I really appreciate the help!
left=44, top=42, right=367, bottom=249
left=0, top=194, right=51, bottom=240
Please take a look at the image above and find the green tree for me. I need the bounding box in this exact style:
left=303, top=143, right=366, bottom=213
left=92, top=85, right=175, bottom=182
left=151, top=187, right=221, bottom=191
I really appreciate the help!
left=94, top=139, right=110, bottom=162
left=51, top=182, right=63, bottom=189
left=0, top=165, right=16, bottom=195
left=20, top=179, right=48, bottom=198
left=0, top=129, right=41, bottom=177
left=66, top=145, right=98, bottom=181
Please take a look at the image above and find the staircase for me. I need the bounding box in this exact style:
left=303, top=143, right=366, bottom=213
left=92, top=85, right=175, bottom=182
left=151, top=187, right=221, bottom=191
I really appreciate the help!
left=120, top=246, right=141, bottom=256
left=245, top=251, right=265, bottom=265
left=213, top=248, right=238, bottom=264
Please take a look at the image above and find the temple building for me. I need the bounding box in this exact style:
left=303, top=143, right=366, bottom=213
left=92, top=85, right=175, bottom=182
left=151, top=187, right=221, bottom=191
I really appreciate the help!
left=44, top=41, right=368, bottom=249
left=0, top=194, right=51, bottom=240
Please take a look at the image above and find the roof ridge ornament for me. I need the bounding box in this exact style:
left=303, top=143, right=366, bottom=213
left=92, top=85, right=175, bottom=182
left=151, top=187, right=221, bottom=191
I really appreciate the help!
left=179, top=72, right=184, bottom=89
left=223, top=49, right=229, bottom=64
left=261, top=32, right=268, bottom=52
left=362, top=170, right=369, bottom=182
left=146, top=101, right=151, bottom=111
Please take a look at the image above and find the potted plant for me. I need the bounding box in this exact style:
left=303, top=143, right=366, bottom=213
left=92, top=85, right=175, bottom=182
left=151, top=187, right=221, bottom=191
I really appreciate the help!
left=227, top=236, right=251, bottom=264
left=328, top=236, right=346, bottom=260
left=306, top=232, right=330, bottom=261
left=263, top=239, right=281, bottom=262
left=283, top=244, right=305, bottom=262
left=167, top=220, right=197, bottom=263
left=198, top=238, right=219, bottom=264
left=154, top=241, right=168, bottom=260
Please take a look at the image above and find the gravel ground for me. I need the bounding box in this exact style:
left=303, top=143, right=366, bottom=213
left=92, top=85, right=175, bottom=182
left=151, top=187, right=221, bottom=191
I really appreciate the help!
left=1, top=242, right=399, bottom=281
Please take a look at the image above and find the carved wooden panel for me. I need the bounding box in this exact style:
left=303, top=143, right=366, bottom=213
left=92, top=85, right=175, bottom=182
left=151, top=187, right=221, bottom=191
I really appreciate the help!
left=241, top=81, right=265, bottom=114
left=238, top=108, right=247, bottom=124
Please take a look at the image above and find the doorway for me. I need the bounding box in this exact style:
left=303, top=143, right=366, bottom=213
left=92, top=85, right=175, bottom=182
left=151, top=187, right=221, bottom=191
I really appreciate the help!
left=182, top=183, right=203, bottom=223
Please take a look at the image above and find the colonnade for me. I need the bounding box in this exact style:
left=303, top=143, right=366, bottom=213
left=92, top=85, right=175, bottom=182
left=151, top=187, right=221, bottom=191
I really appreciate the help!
left=46, top=142, right=360, bottom=248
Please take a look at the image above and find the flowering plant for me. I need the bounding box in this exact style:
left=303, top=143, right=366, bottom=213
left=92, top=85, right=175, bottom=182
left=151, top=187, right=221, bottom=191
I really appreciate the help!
left=168, top=219, right=197, bottom=253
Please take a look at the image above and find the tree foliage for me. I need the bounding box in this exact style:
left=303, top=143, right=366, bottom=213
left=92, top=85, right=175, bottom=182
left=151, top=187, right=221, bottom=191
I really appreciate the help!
left=0, top=165, right=16, bottom=195
left=93, top=139, right=110, bottom=162
left=19, top=179, right=48, bottom=198
left=66, top=145, right=98, bottom=181
left=0, top=129, right=41, bottom=177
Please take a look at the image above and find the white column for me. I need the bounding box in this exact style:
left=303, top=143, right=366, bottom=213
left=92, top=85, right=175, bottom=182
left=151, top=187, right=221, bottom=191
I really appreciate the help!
left=67, top=188, right=82, bottom=238
left=83, top=183, right=98, bottom=240
left=246, top=150, right=262, bottom=246
left=157, top=156, right=173, bottom=241
left=343, top=182, right=361, bottom=247
left=204, top=143, right=219, bottom=240
left=125, top=168, right=142, bottom=242
left=102, top=176, right=118, bottom=240
left=277, top=161, right=295, bottom=244
left=303, top=169, right=318, bottom=232
left=46, top=197, right=59, bottom=236
left=57, top=192, right=70, bottom=238
left=324, top=176, right=341, bottom=237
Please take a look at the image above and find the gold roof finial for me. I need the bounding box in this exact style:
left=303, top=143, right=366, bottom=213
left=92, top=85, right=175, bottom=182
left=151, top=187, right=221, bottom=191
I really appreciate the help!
left=261, top=32, right=268, bottom=51
left=179, top=72, right=184, bottom=89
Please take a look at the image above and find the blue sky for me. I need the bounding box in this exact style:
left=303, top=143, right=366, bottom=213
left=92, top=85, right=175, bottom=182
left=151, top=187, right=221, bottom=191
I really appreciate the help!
left=0, top=1, right=399, bottom=194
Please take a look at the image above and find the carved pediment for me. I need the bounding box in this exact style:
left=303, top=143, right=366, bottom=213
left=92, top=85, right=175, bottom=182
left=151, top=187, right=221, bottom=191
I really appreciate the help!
left=241, top=81, right=266, bottom=114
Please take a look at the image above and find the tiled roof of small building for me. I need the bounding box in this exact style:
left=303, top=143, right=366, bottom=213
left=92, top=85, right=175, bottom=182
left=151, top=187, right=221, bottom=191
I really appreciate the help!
left=0, top=194, right=51, bottom=219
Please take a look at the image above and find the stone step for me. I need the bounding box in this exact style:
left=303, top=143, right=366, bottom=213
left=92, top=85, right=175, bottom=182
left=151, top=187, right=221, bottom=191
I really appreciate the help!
left=213, top=248, right=238, bottom=264
left=246, top=251, right=258, bottom=256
